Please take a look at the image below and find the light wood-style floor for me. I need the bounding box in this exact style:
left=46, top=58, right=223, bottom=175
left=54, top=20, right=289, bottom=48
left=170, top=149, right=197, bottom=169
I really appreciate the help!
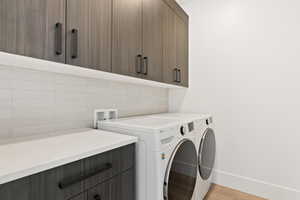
left=204, top=184, right=268, bottom=200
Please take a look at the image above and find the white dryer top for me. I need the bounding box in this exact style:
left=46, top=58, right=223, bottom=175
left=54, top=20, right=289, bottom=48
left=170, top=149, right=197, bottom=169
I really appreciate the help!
left=149, top=113, right=211, bottom=122
left=99, top=114, right=199, bottom=151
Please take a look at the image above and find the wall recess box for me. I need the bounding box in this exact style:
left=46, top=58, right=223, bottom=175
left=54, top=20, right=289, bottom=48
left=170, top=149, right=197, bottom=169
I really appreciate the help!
left=94, top=109, right=118, bottom=128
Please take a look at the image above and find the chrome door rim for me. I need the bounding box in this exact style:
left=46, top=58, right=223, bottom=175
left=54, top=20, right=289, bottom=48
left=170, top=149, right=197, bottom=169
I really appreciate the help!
left=198, top=128, right=216, bottom=180
left=163, top=139, right=197, bottom=200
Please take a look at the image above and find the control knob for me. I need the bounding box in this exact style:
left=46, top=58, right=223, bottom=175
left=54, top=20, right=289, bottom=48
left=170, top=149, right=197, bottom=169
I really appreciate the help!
left=180, top=126, right=186, bottom=136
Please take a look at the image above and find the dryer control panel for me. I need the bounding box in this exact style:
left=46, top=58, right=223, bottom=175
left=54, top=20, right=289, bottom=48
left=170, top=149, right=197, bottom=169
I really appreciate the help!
left=188, top=122, right=194, bottom=132
left=180, top=122, right=195, bottom=136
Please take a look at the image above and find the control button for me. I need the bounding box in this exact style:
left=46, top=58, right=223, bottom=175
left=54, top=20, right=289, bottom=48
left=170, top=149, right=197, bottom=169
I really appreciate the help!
left=180, top=126, right=186, bottom=135
left=206, top=119, right=209, bottom=125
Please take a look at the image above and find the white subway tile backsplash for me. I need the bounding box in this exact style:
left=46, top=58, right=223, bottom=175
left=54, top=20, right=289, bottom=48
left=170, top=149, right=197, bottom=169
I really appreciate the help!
left=13, top=90, right=55, bottom=107
left=0, top=108, right=12, bottom=120
left=12, top=124, right=58, bottom=138
left=11, top=67, right=55, bottom=91
left=0, top=119, right=13, bottom=139
left=55, top=74, right=88, bottom=92
left=0, top=67, right=13, bottom=89
left=0, top=89, right=12, bottom=106
left=0, top=67, right=168, bottom=140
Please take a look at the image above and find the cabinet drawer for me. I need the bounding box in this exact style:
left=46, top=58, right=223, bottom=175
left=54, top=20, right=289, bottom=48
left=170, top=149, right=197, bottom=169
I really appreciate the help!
left=0, top=159, right=85, bottom=200
left=87, top=178, right=117, bottom=200
left=43, top=159, right=85, bottom=200
left=70, top=193, right=87, bottom=200
left=84, top=144, right=134, bottom=188
left=0, top=176, right=31, bottom=200
left=87, top=168, right=134, bottom=200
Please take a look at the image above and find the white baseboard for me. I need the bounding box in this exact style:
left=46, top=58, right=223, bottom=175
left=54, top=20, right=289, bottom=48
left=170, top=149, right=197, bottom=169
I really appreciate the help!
left=212, top=169, right=300, bottom=200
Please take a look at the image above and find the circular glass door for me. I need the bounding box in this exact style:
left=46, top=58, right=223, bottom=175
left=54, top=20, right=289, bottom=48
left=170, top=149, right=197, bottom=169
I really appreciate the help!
left=164, top=139, right=197, bottom=200
left=199, top=128, right=216, bottom=180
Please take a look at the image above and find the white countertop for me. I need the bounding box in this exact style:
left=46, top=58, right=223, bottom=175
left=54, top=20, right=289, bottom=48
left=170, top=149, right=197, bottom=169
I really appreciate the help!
left=0, top=129, right=137, bottom=185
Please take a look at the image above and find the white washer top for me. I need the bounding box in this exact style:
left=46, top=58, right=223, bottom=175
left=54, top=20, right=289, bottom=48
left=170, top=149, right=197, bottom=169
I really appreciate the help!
left=100, top=116, right=182, bottom=131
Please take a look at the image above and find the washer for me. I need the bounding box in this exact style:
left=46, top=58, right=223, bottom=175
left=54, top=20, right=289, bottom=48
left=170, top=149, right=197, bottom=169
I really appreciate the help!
left=148, top=113, right=216, bottom=200
left=98, top=115, right=198, bottom=200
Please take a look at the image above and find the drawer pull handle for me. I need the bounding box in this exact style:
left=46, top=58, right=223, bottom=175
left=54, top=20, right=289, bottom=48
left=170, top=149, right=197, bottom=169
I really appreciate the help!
left=58, top=163, right=112, bottom=189
left=136, top=54, right=143, bottom=74
left=55, top=23, right=63, bottom=55
left=94, top=194, right=101, bottom=200
left=71, top=29, right=78, bottom=59
left=177, top=69, right=181, bottom=83
left=173, top=68, right=178, bottom=82
left=142, top=57, right=148, bottom=75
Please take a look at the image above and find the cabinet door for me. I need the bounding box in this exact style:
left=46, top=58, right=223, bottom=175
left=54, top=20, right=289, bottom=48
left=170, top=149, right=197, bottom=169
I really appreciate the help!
left=0, top=160, right=86, bottom=200
left=119, top=169, right=135, bottom=200
left=162, top=3, right=177, bottom=84
left=0, top=0, right=65, bottom=63
left=142, top=0, right=164, bottom=82
left=112, top=0, right=142, bottom=77
left=175, top=15, right=189, bottom=87
left=66, top=0, right=111, bottom=72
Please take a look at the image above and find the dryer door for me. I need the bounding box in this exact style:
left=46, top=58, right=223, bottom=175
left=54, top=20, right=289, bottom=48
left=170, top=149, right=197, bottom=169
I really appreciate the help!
left=164, top=139, right=197, bottom=200
left=199, top=128, right=216, bottom=180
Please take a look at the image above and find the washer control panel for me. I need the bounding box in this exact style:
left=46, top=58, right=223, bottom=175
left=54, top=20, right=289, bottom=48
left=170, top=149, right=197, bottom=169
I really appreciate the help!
left=180, top=122, right=195, bottom=136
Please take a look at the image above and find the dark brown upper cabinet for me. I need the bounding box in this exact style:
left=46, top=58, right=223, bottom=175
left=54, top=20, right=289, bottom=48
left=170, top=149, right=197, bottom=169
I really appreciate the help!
left=112, top=0, right=143, bottom=77
left=175, top=14, right=189, bottom=87
left=141, top=0, right=164, bottom=82
left=162, top=1, right=189, bottom=87
left=0, top=0, right=189, bottom=87
left=66, top=0, right=112, bottom=72
left=162, top=3, right=177, bottom=85
left=0, top=0, right=65, bottom=63
left=112, top=0, right=164, bottom=82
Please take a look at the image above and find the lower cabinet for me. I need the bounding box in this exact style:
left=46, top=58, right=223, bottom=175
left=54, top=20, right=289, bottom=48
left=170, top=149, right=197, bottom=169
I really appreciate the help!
left=0, top=144, right=135, bottom=200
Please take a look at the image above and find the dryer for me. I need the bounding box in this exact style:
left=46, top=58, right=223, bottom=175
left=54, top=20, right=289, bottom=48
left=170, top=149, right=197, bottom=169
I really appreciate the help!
left=149, top=113, right=216, bottom=200
left=97, top=115, right=199, bottom=200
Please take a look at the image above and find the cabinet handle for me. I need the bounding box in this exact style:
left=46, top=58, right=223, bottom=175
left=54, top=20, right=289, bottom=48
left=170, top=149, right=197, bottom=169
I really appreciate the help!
left=173, top=68, right=178, bottom=82
left=94, top=194, right=101, bottom=200
left=55, top=23, right=63, bottom=55
left=71, top=29, right=78, bottom=59
left=142, top=57, right=148, bottom=75
left=58, top=163, right=112, bottom=190
left=177, top=69, right=181, bottom=83
left=136, top=54, right=143, bottom=74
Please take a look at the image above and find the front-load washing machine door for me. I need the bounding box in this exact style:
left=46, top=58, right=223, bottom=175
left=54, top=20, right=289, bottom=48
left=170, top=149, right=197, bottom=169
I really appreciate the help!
left=164, top=139, right=197, bottom=200
left=199, top=128, right=216, bottom=180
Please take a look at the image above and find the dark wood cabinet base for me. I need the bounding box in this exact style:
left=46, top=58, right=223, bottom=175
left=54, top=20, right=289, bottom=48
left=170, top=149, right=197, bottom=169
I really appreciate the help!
left=0, top=144, right=135, bottom=200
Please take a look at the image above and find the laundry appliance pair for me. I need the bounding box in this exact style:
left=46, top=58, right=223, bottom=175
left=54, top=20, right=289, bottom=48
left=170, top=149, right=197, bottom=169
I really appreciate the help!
left=97, top=113, right=216, bottom=200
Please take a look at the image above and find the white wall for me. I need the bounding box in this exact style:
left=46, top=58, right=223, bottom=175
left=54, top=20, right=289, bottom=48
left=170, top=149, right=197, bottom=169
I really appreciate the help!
left=0, top=65, right=168, bottom=142
left=171, top=0, right=300, bottom=199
